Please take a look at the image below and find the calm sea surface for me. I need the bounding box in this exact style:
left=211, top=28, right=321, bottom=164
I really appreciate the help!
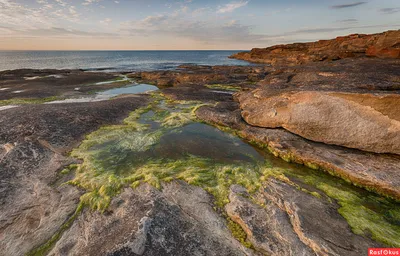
left=0, top=51, right=250, bottom=72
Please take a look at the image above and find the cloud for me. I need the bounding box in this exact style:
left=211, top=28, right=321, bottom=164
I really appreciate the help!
left=100, top=18, right=112, bottom=25
left=83, top=0, right=101, bottom=6
left=121, top=8, right=267, bottom=45
left=3, top=26, right=117, bottom=38
left=267, top=23, right=400, bottom=38
left=380, top=8, right=400, bottom=14
left=337, top=19, right=358, bottom=23
left=331, top=2, right=366, bottom=9
left=217, top=0, right=249, bottom=13
left=55, top=0, right=67, bottom=7
left=0, top=0, right=82, bottom=34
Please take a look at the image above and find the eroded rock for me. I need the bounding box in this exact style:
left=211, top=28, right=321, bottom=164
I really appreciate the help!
left=0, top=69, right=124, bottom=100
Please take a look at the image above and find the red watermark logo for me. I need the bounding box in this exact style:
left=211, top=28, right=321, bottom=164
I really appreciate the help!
left=369, top=248, right=400, bottom=256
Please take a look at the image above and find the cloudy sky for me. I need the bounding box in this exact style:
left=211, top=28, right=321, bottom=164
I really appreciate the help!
left=0, top=0, right=399, bottom=50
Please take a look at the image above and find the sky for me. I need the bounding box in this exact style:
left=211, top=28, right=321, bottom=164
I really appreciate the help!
left=0, top=0, right=399, bottom=50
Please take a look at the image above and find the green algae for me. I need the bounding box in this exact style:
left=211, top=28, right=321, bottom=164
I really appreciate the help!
left=205, top=84, right=242, bottom=92
left=316, top=182, right=400, bottom=247
left=0, top=96, right=60, bottom=106
left=227, top=218, right=253, bottom=249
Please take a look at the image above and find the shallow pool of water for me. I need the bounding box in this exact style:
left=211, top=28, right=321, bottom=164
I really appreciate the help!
left=46, top=83, right=159, bottom=104
left=98, top=84, right=159, bottom=95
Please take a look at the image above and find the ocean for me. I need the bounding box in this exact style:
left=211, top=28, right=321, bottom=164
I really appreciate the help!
left=0, top=50, right=250, bottom=72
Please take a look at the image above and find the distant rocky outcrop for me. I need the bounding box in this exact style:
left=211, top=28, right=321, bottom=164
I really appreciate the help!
left=230, top=30, right=400, bottom=65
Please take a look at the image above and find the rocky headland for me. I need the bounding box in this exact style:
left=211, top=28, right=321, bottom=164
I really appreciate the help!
left=230, top=30, right=400, bottom=65
left=0, top=30, right=399, bottom=256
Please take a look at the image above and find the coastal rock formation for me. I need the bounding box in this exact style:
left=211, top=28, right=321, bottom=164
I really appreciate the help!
left=230, top=30, right=400, bottom=65
left=237, top=90, right=400, bottom=154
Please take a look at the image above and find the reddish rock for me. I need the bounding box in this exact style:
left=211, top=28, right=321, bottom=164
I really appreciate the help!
left=231, top=30, right=400, bottom=65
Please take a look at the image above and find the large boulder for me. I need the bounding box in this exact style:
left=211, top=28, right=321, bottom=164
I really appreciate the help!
left=230, top=30, right=400, bottom=65
left=237, top=90, right=400, bottom=155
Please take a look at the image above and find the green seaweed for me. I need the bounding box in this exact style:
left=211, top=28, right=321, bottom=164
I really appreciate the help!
left=205, top=84, right=242, bottom=92
left=227, top=218, right=253, bottom=248
left=317, top=183, right=400, bottom=247
left=0, top=96, right=60, bottom=106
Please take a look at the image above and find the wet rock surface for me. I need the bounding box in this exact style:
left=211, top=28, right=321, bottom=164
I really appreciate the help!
left=0, top=69, right=123, bottom=100
left=231, top=30, right=400, bottom=65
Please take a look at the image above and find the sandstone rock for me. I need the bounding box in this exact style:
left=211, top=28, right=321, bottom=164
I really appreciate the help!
left=237, top=90, right=400, bottom=155
left=231, top=30, right=400, bottom=65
